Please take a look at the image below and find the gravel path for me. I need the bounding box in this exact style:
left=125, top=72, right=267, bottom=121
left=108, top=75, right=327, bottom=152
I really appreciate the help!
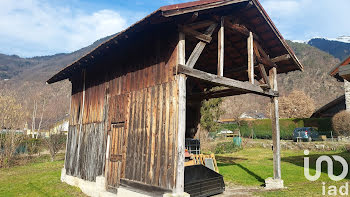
left=216, top=184, right=263, bottom=197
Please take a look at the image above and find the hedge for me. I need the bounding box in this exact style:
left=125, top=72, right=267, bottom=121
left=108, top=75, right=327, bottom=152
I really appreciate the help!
left=219, top=118, right=333, bottom=140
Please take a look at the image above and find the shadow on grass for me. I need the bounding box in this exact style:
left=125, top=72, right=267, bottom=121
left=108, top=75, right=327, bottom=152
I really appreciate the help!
left=216, top=156, right=265, bottom=185
left=280, top=151, right=350, bottom=180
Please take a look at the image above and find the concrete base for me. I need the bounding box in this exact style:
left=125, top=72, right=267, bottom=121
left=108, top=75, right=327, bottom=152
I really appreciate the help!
left=264, top=177, right=284, bottom=190
left=60, top=168, right=150, bottom=197
left=163, top=192, right=190, bottom=197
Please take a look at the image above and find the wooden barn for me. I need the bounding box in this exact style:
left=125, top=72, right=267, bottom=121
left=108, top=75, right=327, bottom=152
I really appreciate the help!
left=47, top=0, right=303, bottom=196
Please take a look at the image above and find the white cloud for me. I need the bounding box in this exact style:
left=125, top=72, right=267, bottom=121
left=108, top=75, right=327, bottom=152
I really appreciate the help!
left=0, top=0, right=128, bottom=57
left=262, top=0, right=301, bottom=17
left=261, top=0, right=350, bottom=41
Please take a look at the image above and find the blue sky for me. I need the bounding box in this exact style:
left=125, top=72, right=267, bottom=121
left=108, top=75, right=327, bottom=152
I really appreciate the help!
left=0, top=0, right=349, bottom=57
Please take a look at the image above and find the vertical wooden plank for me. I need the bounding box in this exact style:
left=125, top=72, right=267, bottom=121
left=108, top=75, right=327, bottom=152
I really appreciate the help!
left=154, top=83, right=163, bottom=186
left=121, top=94, right=131, bottom=179
left=146, top=87, right=154, bottom=184
left=136, top=89, right=145, bottom=182
left=160, top=83, right=168, bottom=188
left=269, top=67, right=281, bottom=180
left=149, top=85, right=158, bottom=184
left=125, top=92, right=135, bottom=179
left=247, top=32, right=254, bottom=84
left=152, top=85, right=160, bottom=185
left=143, top=88, right=151, bottom=183
left=126, top=73, right=131, bottom=93
left=217, top=16, right=224, bottom=77
left=141, top=88, right=148, bottom=183
left=132, top=90, right=140, bottom=180
left=172, top=80, right=179, bottom=190
left=175, top=32, right=186, bottom=193
left=167, top=82, right=174, bottom=189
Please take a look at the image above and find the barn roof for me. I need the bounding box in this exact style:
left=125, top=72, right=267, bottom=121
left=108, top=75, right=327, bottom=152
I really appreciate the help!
left=47, top=0, right=303, bottom=84
left=329, top=55, right=350, bottom=81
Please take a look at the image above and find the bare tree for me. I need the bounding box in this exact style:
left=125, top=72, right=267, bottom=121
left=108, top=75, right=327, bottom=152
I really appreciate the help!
left=221, top=95, right=262, bottom=126
left=36, top=99, right=46, bottom=139
left=31, top=100, right=37, bottom=138
left=267, top=90, right=315, bottom=119
left=0, top=92, right=26, bottom=129
left=0, top=91, right=26, bottom=167
left=44, top=127, right=66, bottom=162
left=0, top=131, right=25, bottom=167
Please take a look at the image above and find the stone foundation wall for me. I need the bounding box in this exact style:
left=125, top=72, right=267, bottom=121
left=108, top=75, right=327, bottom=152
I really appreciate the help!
left=60, top=168, right=151, bottom=197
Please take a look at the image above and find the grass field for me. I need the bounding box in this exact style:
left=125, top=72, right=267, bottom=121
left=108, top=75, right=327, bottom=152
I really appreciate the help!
left=217, top=147, right=350, bottom=196
left=0, top=154, right=85, bottom=197
left=0, top=145, right=349, bottom=197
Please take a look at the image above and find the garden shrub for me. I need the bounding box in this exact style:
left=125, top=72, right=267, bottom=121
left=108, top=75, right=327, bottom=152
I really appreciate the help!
left=332, top=111, right=350, bottom=137
left=220, top=118, right=332, bottom=140
left=215, top=141, right=241, bottom=154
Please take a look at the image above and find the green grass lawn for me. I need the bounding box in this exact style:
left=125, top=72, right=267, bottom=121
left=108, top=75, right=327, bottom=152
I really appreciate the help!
left=217, top=147, right=350, bottom=196
left=0, top=155, right=85, bottom=197
left=1, top=147, right=349, bottom=197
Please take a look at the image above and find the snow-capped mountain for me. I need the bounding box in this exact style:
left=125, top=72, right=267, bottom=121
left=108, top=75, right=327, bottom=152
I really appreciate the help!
left=307, top=36, right=350, bottom=61
left=335, top=36, right=350, bottom=43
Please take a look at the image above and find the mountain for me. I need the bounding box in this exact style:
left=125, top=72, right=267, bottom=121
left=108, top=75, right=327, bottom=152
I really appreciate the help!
left=279, top=41, right=343, bottom=106
left=0, top=36, right=345, bottom=124
left=0, top=34, right=115, bottom=128
left=308, top=37, right=350, bottom=61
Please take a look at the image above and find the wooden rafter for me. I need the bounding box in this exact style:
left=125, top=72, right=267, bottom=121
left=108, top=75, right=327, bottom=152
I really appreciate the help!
left=225, top=20, right=261, bottom=42
left=186, top=20, right=215, bottom=30
left=179, top=25, right=212, bottom=43
left=254, top=40, right=276, bottom=67
left=253, top=42, right=270, bottom=88
left=189, top=88, right=247, bottom=100
left=271, top=54, right=291, bottom=63
left=185, top=23, right=218, bottom=68
left=176, top=64, right=277, bottom=97
left=258, top=64, right=270, bottom=88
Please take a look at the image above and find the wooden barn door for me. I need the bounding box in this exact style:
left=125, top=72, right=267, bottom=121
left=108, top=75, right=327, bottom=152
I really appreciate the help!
left=107, top=123, right=125, bottom=191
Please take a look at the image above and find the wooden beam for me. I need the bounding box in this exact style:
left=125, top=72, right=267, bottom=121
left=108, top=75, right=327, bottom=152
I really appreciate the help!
left=162, top=0, right=248, bottom=17
left=258, top=64, right=270, bottom=88
left=189, top=88, right=247, bottom=101
left=271, top=54, right=291, bottom=63
left=218, top=17, right=225, bottom=77
left=175, top=32, right=186, bottom=193
left=247, top=32, right=254, bottom=84
left=254, top=40, right=275, bottom=67
left=179, top=25, right=212, bottom=43
left=186, top=20, right=215, bottom=30
left=225, top=20, right=260, bottom=41
left=185, top=23, right=218, bottom=68
left=177, top=64, right=277, bottom=97
left=269, top=67, right=282, bottom=180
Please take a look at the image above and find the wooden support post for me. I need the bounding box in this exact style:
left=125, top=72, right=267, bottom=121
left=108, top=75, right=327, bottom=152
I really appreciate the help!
left=269, top=67, right=281, bottom=180
left=247, top=32, right=254, bottom=84
left=175, top=32, right=186, bottom=194
left=218, top=17, right=224, bottom=77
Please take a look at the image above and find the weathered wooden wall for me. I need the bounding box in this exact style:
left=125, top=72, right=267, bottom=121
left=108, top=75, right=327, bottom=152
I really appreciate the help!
left=122, top=80, right=179, bottom=189
left=65, top=70, right=108, bottom=182
left=64, top=24, right=181, bottom=190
